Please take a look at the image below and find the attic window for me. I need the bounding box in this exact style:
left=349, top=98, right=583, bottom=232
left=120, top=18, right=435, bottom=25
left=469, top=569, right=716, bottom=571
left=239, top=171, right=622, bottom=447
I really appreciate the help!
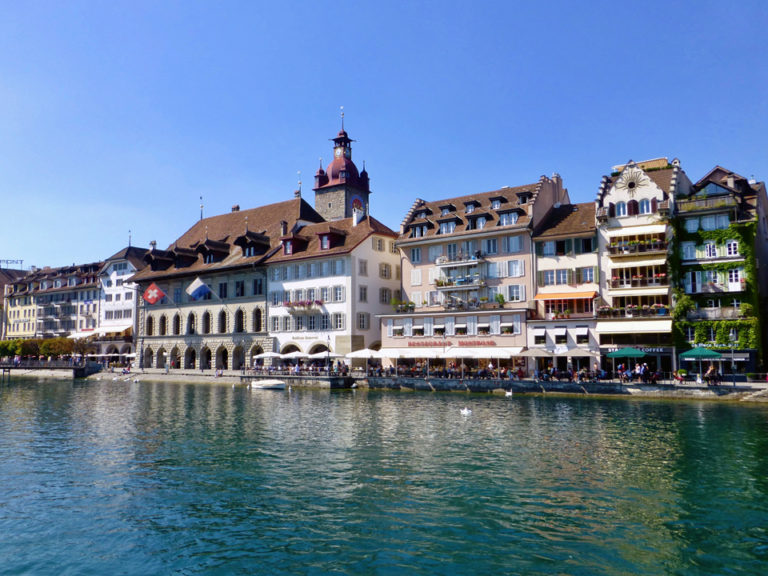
left=284, top=240, right=293, bottom=255
left=441, top=207, right=451, bottom=216
left=492, top=200, right=501, bottom=210
left=244, top=246, right=256, bottom=257
left=320, top=235, right=330, bottom=250
left=466, top=204, right=475, bottom=214
left=204, top=253, right=215, bottom=263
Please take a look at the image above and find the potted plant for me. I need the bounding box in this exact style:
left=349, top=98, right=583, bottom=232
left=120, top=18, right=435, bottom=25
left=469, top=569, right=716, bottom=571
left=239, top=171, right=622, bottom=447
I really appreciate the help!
left=495, top=293, right=506, bottom=308
left=563, top=308, right=571, bottom=318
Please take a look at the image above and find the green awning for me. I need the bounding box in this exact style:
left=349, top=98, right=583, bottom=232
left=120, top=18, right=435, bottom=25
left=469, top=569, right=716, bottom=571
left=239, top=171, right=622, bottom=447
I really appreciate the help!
left=605, top=347, right=646, bottom=359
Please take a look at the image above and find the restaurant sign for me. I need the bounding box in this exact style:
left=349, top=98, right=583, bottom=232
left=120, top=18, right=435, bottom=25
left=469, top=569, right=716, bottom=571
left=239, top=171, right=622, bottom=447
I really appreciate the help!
left=408, top=341, right=451, bottom=347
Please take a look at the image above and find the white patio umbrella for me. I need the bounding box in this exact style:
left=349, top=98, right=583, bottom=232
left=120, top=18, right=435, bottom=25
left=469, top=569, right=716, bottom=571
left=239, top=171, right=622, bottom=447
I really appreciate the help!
left=308, top=351, right=343, bottom=360
left=281, top=350, right=309, bottom=359
left=345, top=348, right=380, bottom=359
left=253, top=351, right=282, bottom=359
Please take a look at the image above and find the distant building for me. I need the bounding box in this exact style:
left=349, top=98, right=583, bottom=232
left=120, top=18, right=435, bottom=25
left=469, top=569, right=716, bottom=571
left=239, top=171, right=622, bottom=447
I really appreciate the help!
left=383, top=175, right=569, bottom=373
left=594, top=158, right=685, bottom=373
left=3, top=263, right=103, bottom=341
left=1, top=267, right=27, bottom=340
left=91, top=246, right=149, bottom=360
left=530, top=202, right=599, bottom=373
left=671, top=166, right=768, bottom=372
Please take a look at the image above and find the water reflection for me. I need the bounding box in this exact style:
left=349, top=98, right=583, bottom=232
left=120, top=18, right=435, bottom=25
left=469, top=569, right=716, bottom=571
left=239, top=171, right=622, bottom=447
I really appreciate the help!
left=1, top=379, right=768, bottom=575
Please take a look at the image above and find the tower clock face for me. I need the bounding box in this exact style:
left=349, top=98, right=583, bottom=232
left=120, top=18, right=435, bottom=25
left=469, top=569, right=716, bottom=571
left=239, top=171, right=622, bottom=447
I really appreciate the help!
left=334, top=148, right=342, bottom=158
left=350, top=195, right=364, bottom=212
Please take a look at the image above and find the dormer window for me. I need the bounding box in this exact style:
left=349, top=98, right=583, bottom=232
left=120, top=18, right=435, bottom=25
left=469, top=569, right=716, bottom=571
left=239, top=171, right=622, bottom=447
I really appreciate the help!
left=204, top=253, right=215, bottom=264
left=284, top=240, right=293, bottom=255
left=244, top=246, right=256, bottom=257
left=477, top=216, right=486, bottom=229
left=439, top=221, right=456, bottom=234
left=320, top=235, right=330, bottom=250
left=466, top=204, right=475, bottom=214
left=492, top=200, right=501, bottom=210
left=498, top=212, right=518, bottom=226
left=441, top=207, right=451, bottom=216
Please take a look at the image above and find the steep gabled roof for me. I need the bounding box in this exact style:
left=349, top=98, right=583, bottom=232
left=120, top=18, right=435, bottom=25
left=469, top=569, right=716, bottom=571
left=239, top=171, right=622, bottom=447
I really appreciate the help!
left=265, top=215, right=397, bottom=264
left=534, top=203, right=596, bottom=239
left=132, top=197, right=325, bottom=281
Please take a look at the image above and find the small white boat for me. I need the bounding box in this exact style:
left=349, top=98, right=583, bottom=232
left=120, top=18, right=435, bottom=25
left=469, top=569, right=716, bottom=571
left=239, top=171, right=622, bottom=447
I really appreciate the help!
left=250, top=379, right=286, bottom=390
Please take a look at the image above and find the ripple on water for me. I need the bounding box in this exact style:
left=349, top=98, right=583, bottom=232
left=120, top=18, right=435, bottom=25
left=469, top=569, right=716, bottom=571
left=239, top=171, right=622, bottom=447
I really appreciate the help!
left=2, top=381, right=768, bottom=575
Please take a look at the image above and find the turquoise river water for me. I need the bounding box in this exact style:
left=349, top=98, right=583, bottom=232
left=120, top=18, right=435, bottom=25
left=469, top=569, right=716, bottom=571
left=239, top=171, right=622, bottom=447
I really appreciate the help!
left=1, top=378, right=768, bottom=575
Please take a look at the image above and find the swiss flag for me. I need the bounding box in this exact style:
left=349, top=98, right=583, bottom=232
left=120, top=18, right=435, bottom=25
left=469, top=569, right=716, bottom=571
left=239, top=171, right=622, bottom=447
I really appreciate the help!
left=143, top=282, right=165, bottom=305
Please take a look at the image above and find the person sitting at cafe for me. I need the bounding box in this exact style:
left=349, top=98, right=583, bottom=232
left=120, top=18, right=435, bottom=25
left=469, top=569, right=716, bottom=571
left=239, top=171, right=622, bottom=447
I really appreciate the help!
left=705, top=364, right=718, bottom=385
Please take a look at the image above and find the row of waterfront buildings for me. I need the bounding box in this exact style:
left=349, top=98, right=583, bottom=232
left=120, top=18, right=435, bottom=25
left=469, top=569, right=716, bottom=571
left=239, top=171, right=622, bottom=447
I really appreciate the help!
left=3, top=126, right=768, bottom=375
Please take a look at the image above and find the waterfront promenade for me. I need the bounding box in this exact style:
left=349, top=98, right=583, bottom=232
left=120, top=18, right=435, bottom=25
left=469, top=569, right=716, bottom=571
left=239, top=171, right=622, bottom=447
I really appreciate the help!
left=9, top=366, right=768, bottom=401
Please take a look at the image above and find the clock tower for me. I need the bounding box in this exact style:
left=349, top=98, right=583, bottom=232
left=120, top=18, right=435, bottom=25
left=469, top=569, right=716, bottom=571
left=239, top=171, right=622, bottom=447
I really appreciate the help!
left=313, top=124, right=370, bottom=221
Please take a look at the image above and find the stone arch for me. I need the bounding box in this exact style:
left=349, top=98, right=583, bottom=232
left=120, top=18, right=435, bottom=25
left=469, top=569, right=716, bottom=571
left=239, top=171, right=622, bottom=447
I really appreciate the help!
left=215, top=345, right=228, bottom=370
left=143, top=346, right=153, bottom=369
left=145, top=316, right=154, bottom=336
left=169, top=347, right=180, bottom=369
left=280, top=343, right=302, bottom=354
left=232, top=345, right=245, bottom=370
left=157, top=347, right=167, bottom=369
left=184, top=347, right=196, bottom=369
left=159, top=315, right=168, bottom=336
left=187, top=312, right=196, bottom=335
left=252, top=308, right=263, bottom=332
left=308, top=342, right=330, bottom=355
left=234, top=309, right=245, bottom=333
left=218, top=310, right=227, bottom=333
left=202, top=311, right=211, bottom=334
left=249, top=344, right=264, bottom=368
left=172, top=313, right=181, bottom=335
left=200, top=346, right=212, bottom=370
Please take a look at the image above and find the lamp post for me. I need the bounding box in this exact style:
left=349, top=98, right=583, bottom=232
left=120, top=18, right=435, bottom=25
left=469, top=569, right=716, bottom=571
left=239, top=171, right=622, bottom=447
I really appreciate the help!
left=327, top=335, right=331, bottom=376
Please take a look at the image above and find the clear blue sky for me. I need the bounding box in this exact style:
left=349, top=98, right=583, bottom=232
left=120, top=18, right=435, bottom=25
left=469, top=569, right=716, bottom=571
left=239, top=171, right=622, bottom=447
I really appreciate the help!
left=1, top=1, right=766, bottom=269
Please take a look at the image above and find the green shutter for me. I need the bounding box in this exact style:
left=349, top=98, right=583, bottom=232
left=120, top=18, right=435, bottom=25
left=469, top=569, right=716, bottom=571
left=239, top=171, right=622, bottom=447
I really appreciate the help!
left=535, top=242, right=543, bottom=256
left=565, top=239, right=573, bottom=255
left=537, top=271, right=544, bottom=287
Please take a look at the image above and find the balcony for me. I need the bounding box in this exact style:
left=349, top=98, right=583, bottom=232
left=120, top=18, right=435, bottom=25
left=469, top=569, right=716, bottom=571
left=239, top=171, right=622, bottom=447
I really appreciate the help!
left=435, top=253, right=485, bottom=268
left=435, top=276, right=486, bottom=291
left=607, top=240, right=667, bottom=258
left=282, top=300, right=325, bottom=315
left=686, top=306, right=743, bottom=321
left=676, top=196, right=737, bottom=213
left=686, top=281, right=744, bottom=295
left=609, top=276, right=669, bottom=289
left=597, top=306, right=670, bottom=318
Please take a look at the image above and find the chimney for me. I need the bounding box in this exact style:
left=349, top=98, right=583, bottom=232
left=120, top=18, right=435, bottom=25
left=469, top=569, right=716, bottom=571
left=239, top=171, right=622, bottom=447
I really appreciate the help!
left=294, top=190, right=301, bottom=198
left=353, top=209, right=361, bottom=227
left=150, top=240, right=157, bottom=251
left=231, top=204, right=240, bottom=212
left=280, top=221, right=287, bottom=236
left=727, top=175, right=735, bottom=188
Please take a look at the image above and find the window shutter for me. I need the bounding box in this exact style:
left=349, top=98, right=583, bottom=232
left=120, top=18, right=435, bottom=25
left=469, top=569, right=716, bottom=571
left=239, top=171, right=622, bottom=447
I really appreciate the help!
left=593, top=266, right=599, bottom=283
left=520, top=285, right=526, bottom=300
left=651, top=197, right=658, bottom=212
left=535, top=242, right=543, bottom=256
left=565, top=239, right=573, bottom=255
left=490, top=315, right=500, bottom=335
left=628, top=200, right=638, bottom=216
left=574, top=268, right=581, bottom=284
left=513, top=314, right=521, bottom=335
left=609, top=203, right=616, bottom=217
left=574, top=239, right=583, bottom=254
left=387, top=319, right=393, bottom=337
left=537, top=271, right=544, bottom=287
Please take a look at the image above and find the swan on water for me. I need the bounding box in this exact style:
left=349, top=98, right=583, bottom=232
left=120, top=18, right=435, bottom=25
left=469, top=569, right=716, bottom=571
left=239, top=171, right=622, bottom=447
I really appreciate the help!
left=460, top=407, right=472, bottom=416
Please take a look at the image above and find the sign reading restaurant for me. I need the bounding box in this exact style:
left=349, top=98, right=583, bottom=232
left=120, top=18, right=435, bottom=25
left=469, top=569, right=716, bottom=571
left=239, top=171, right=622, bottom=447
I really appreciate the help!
left=407, top=340, right=498, bottom=347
